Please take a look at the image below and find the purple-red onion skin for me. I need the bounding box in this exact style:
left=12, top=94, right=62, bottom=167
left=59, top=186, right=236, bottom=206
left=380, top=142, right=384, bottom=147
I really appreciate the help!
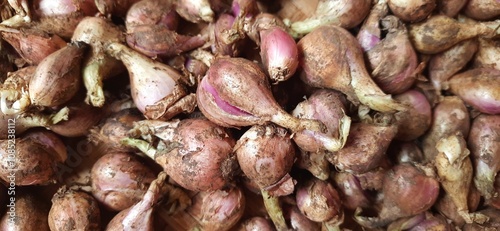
left=187, top=187, right=246, bottom=231
left=259, top=26, right=299, bottom=83
left=91, top=152, right=156, bottom=212
left=175, top=0, right=214, bottom=23
left=387, top=141, right=425, bottom=164
left=158, top=118, right=237, bottom=192
left=329, top=122, right=398, bottom=174
left=49, top=99, right=107, bottom=137
left=29, top=42, right=86, bottom=108
left=448, top=68, right=500, bottom=115
left=125, top=0, right=178, bottom=32
left=464, top=0, right=500, bottom=21
left=393, top=89, right=432, bottom=141
left=48, top=187, right=101, bottom=231
left=284, top=205, right=321, bottom=231
left=468, top=114, right=500, bottom=199
left=234, top=124, right=295, bottom=190
left=33, top=0, right=97, bottom=17
left=388, top=0, right=436, bottom=22
left=296, top=178, right=343, bottom=223
left=292, top=89, right=347, bottom=153
left=421, top=96, right=470, bottom=162
left=332, top=172, right=371, bottom=210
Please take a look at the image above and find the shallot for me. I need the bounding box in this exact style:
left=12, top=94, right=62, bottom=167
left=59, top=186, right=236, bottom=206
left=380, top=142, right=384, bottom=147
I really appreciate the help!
left=237, top=216, right=275, bottom=231
left=387, top=0, right=436, bottom=22
left=125, top=0, right=178, bottom=32
left=48, top=186, right=101, bottom=231
left=298, top=24, right=406, bottom=113
left=448, top=68, right=500, bottom=114
left=473, top=38, right=500, bottom=71
left=259, top=26, right=299, bottom=83
left=105, top=42, right=196, bottom=120
left=464, top=0, right=500, bottom=21
left=196, top=56, right=350, bottom=153
left=175, top=0, right=214, bottom=23
left=437, top=0, right=468, bottom=17
left=393, top=89, right=432, bottom=141
left=0, top=190, right=50, bottom=230
left=468, top=114, right=500, bottom=199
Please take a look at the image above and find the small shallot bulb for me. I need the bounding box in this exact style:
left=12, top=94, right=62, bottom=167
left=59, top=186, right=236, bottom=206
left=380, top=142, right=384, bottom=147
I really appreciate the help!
left=434, top=185, right=483, bottom=226
left=387, top=0, right=436, bottom=22
left=448, top=68, right=500, bottom=114
left=408, top=15, right=498, bottom=54
left=365, top=16, right=422, bottom=94
left=90, top=152, right=156, bottom=211
left=259, top=26, right=299, bottom=83
left=123, top=117, right=237, bottom=192
left=234, top=124, right=296, bottom=230
left=329, top=121, right=398, bottom=174
left=296, top=177, right=343, bottom=230
left=196, top=56, right=350, bottom=153
left=354, top=163, right=440, bottom=228
left=29, top=41, right=87, bottom=108
left=464, top=0, right=500, bottom=21
left=0, top=130, right=66, bottom=185
left=290, top=0, right=372, bottom=37
left=0, top=26, right=67, bottom=65
left=435, top=133, right=478, bottom=224
left=48, top=187, right=101, bottom=231
left=187, top=187, right=246, bottom=231
left=125, top=0, right=178, bottom=32
left=332, top=172, right=371, bottom=211
left=428, top=38, right=479, bottom=92
left=393, top=89, right=432, bottom=141
left=421, top=96, right=470, bottom=162
left=175, top=0, right=214, bottom=23
left=71, top=16, right=126, bottom=107
left=468, top=114, right=500, bottom=199
left=105, top=42, right=196, bottom=120
left=298, top=24, right=406, bottom=113
left=0, top=190, right=50, bottom=230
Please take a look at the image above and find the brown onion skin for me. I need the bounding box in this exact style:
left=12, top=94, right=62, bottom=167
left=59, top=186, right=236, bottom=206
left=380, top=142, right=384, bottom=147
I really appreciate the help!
left=393, top=89, right=432, bottom=141
left=437, top=0, right=468, bottom=17
left=158, top=118, right=237, bottom=192
left=49, top=99, right=108, bottom=137
left=388, top=0, right=436, bottom=22
left=421, top=96, right=470, bottom=163
left=473, top=38, right=500, bottom=71
left=235, top=124, right=295, bottom=190
left=29, top=41, right=86, bottom=108
left=48, top=187, right=101, bottom=231
left=464, top=0, right=500, bottom=21
left=0, top=132, right=65, bottom=185
left=468, top=114, right=500, bottom=199
left=295, top=177, right=343, bottom=223
left=448, top=68, right=500, bottom=114
left=237, top=216, right=275, bottom=231
left=329, top=122, right=398, bottom=174
left=428, top=38, right=479, bottom=92
left=91, top=152, right=156, bottom=212
left=434, top=185, right=482, bottom=227
left=0, top=27, right=67, bottom=65
left=0, top=190, right=50, bottom=231
left=187, top=187, right=246, bottom=231
left=462, top=208, right=500, bottom=230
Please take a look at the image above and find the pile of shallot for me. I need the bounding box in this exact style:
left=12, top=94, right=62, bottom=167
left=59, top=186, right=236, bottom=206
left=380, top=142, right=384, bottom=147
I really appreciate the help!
left=0, top=0, right=500, bottom=230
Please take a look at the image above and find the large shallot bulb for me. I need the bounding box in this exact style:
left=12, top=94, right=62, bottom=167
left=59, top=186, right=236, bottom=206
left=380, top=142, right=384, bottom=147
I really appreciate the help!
left=175, top=0, right=214, bottom=23
left=298, top=24, right=406, bottom=113
left=468, top=114, right=500, bottom=199
left=196, top=56, right=350, bottom=153
left=355, top=163, right=440, bottom=228
left=448, top=68, right=500, bottom=114
left=464, top=0, right=500, bottom=21
left=290, top=0, right=372, bottom=37
left=408, top=15, right=498, bottom=54
left=122, top=117, right=238, bottom=192
left=105, top=42, right=196, bottom=120
left=387, top=0, right=436, bottom=22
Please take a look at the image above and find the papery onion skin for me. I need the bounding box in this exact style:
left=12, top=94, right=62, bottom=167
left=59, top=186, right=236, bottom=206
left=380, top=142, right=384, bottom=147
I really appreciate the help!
left=448, top=68, right=500, bottom=115
left=421, top=96, right=470, bottom=163
left=90, top=152, right=156, bottom=211
left=393, top=89, right=432, bottom=141
left=187, top=187, right=246, bottom=231
left=428, top=38, right=479, bottom=92
left=29, top=42, right=86, bottom=108
left=468, top=114, right=500, bottom=199
left=48, top=187, right=101, bottom=231
left=464, top=0, right=500, bottom=21
left=298, top=24, right=405, bottom=113
left=157, top=118, right=237, bottom=192
left=387, top=0, right=436, bottom=22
